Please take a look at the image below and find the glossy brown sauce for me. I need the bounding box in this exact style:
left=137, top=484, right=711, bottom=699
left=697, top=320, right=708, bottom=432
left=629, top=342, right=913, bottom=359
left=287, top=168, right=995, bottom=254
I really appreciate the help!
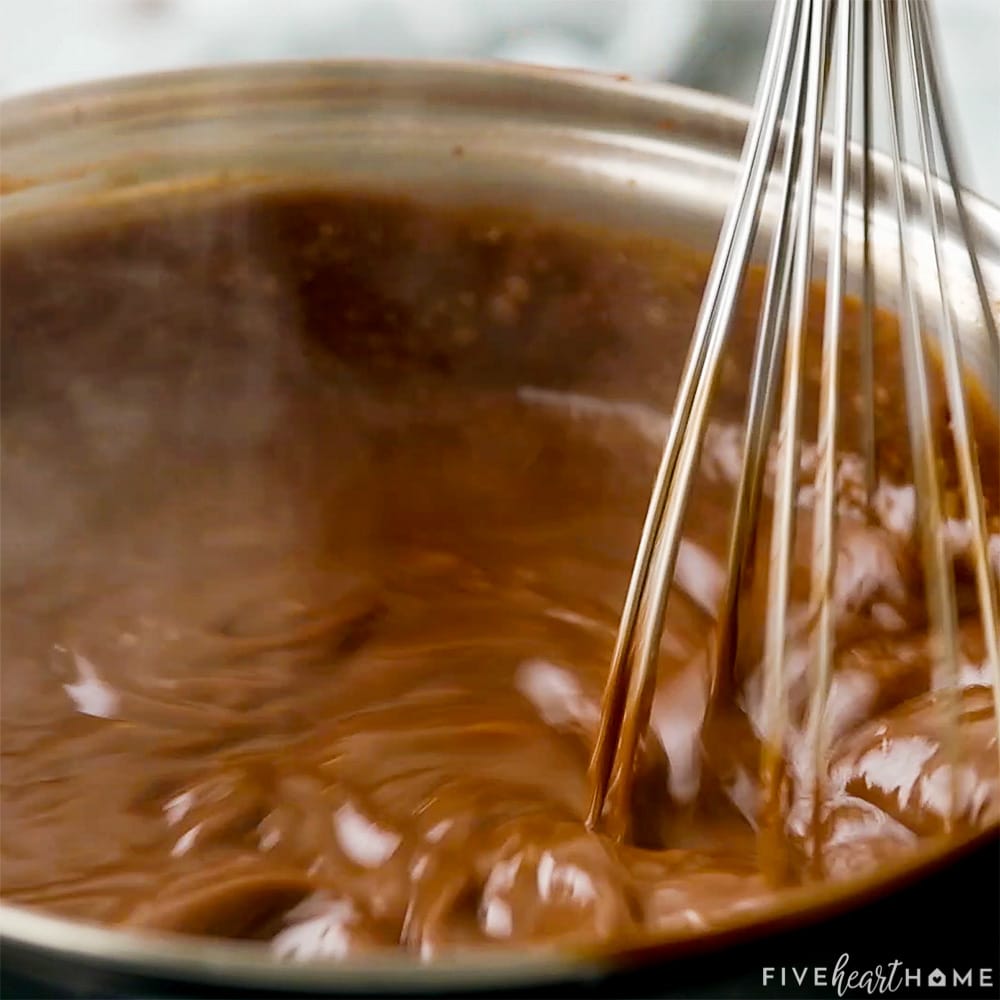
left=1, top=189, right=997, bottom=959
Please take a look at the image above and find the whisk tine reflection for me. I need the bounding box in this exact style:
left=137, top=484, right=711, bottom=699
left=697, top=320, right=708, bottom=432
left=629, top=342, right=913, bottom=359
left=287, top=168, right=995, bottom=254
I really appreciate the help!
left=588, top=0, right=1000, bottom=855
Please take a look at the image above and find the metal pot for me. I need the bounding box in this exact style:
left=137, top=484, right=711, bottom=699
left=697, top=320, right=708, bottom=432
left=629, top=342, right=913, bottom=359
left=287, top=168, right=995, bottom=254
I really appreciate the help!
left=1, top=61, right=998, bottom=998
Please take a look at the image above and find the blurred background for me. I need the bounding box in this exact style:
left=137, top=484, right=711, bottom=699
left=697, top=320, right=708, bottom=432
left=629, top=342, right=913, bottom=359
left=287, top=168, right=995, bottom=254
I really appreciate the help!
left=1, top=0, right=998, bottom=203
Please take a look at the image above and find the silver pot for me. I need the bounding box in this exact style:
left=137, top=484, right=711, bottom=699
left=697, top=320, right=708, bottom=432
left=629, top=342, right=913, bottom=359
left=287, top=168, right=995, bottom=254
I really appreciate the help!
left=1, top=61, right=998, bottom=996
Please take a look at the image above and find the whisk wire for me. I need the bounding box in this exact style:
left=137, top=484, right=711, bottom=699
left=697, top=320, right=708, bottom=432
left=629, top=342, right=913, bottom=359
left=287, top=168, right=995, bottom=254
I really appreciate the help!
left=859, top=0, right=879, bottom=503
left=758, top=0, right=829, bottom=865
left=589, top=0, right=1000, bottom=852
left=878, top=0, right=965, bottom=826
left=586, top=0, right=805, bottom=833
left=901, top=1, right=1000, bottom=757
left=803, top=0, right=855, bottom=856
left=712, top=0, right=812, bottom=702
left=915, top=3, right=1000, bottom=365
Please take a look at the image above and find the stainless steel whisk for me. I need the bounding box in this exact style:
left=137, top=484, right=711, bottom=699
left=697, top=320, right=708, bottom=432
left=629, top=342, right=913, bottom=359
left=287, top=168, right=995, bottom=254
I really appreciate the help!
left=587, top=0, right=1000, bottom=849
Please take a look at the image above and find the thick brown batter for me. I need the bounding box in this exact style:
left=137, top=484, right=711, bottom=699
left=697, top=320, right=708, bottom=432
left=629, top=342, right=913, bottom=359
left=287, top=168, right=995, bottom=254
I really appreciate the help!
left=1, top=188, right=997, bottom=959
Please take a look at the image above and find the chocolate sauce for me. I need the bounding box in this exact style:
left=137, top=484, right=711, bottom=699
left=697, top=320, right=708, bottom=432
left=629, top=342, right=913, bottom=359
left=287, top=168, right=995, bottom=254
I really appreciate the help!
left=1, top=189, right=997, bottom=959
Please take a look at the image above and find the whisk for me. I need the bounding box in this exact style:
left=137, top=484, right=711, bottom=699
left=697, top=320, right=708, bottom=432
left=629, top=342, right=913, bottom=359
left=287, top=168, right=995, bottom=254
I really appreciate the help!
left=587, top=0, right=1000, bottom=854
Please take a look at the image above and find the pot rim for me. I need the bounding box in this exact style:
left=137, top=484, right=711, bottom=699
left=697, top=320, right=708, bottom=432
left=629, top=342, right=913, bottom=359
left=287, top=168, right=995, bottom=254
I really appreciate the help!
left=0, top=56, right=749, bottom=130
left=2, top=829, right=995, bottom=992
left=3, top=57, right=998, bottom=215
